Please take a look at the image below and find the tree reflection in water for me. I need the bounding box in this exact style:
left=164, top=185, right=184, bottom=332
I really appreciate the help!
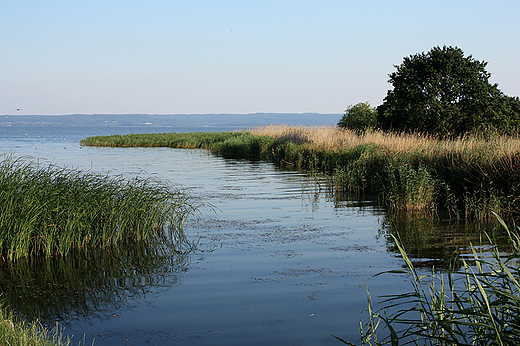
left=0, top=232, right=196, bottom=326
left=380, top=213, right=505, bottom=270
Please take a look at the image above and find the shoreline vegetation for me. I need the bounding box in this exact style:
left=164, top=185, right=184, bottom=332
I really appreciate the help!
left=336, top=213, right=520, bottom=345
left=0, top=155, right=196, bottom=344
left=0, top=155, right=195, bottom=261
left=81, top=125, right=520, bottom=220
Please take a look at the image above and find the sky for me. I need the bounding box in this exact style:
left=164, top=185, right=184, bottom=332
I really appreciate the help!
left=1, top=1, right=519, bottom=115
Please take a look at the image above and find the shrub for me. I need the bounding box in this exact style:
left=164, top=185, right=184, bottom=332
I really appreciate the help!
left=338, top=102, right=378, bottom=134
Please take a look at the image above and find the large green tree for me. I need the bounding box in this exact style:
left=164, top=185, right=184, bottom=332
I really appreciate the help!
left=377, top=46, right=519, bottom=135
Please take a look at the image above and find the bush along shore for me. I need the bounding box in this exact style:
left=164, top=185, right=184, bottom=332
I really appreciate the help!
left=80, top=126, right=520, bottom=220
left=0, top=155, right=196, bottom=261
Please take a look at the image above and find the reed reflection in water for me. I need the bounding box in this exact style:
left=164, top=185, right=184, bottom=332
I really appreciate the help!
left=380, top=213, right=503, bottom=270
left=0, top=233, right=196, bottom=326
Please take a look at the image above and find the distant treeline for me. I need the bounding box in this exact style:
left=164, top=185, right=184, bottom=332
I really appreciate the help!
left=1, top=113, right=341, bottom=128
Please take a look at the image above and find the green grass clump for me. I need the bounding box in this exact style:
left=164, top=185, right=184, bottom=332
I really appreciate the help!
left=336, top=213, right=520, bottom=345
left=0, top=155, right=195, bottom=261
left=0, top=304, right=72, bottom=346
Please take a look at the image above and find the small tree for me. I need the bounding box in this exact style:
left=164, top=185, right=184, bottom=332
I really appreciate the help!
left=377, top=46, right=519, bottom=135
left=337, top=102, right=378, bottom=133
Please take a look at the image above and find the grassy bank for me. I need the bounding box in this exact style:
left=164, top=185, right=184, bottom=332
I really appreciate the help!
left=0, top=155, right=195, bottom=261
left=81, top=126, right=520, bottom=219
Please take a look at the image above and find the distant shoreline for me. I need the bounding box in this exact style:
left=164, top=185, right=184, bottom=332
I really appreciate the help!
left=0, top=113, right=342, bottom=128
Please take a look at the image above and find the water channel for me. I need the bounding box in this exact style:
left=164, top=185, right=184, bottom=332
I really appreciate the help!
left=0, top=126, right=494, bottom=345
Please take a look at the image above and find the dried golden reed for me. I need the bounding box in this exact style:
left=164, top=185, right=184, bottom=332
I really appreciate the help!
left=249, top=124, right=520, bottom=161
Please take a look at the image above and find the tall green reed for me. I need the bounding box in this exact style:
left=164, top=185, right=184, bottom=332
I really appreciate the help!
left=336, top=213, right=520, bottom=345
left=0, top=155, right=196, bottom=260
left=377, top=159, right=438, bottom=212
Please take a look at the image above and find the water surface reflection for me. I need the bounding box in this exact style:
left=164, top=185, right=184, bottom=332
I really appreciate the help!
left=0, top=237, right=194, bottom=326
left=380, top=213, right=504, bottom=270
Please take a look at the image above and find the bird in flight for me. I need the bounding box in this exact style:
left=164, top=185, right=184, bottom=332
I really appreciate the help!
left=15, top=108, right=22, bottom=112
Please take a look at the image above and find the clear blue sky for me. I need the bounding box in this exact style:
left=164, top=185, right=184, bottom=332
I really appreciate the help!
left=1, top=1, right=519, bottom=115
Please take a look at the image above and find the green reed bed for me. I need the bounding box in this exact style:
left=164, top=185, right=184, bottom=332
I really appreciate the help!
left=0, top=155, right=195, bottom=261
left=262, top=130, right=520, bottom=219
left=258, top=141, right=517, bottom=218
left=81, top=128, right=520, bottom=219
left=336, top=214, right=520, bottom=345
left=80, top=131, right=275, bottom=159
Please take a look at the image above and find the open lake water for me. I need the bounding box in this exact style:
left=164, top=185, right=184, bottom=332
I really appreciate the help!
left=0, top=125, right=489, bottom=345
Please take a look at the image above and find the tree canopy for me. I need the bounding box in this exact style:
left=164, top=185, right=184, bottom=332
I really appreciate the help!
left=337, top=101, right=377, bottom=133
left=377, top=46, right=520, bottom=135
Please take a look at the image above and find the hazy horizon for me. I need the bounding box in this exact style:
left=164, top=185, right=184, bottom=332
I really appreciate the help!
left=1, top=112, right=343, bottom=127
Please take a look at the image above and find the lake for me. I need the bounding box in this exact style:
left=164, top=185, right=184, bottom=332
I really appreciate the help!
left=0, top=125, right=491, bottom=345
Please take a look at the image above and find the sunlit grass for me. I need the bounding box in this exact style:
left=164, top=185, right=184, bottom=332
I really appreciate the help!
left=250, top=124, right=520, bottom=160
left=0, top=304, right=74, bottom=346
left=0, top=155, right=196, bottom=261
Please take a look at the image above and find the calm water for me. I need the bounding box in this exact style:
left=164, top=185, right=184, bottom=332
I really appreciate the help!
left=0, top=125, right=490, bottom=345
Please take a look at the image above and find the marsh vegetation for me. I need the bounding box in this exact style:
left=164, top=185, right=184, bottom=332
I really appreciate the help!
left=0, top=155, right=196, bottom=261
left=82, top=125, right=520, bottom=220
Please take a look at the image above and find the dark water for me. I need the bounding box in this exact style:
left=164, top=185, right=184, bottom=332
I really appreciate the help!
left=0, top=125, right=494, bottom=345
